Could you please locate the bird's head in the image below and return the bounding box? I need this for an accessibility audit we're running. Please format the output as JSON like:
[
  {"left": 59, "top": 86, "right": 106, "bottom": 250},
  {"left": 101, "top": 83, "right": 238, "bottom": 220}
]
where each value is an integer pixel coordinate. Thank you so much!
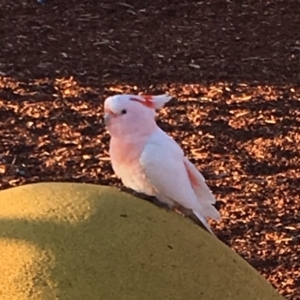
[{"left": 104, "top": 94, "right": 172, "bottom": 138}]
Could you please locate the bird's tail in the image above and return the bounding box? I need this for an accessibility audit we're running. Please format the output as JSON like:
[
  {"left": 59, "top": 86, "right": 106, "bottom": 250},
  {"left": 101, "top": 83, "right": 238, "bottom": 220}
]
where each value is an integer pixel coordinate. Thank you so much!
[
  {"left": 184, "top": 157, "right": 221, "bottom": 222},
  {"left": 193, "top": 211, "right": 214, "bottom": 235}
]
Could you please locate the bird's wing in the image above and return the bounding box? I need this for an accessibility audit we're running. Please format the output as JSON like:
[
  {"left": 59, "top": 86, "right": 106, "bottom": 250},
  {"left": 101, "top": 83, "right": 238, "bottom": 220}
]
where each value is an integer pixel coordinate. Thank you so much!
[
  {"left": 140, "top": 131, "right": 216, "bottom": 234},
  {"left": 140, "top": 130, "right": 204, "bottom": 211},
  {"left": 140, "top": 129, "right": 220, "bottom": 222},
  {"left": 140, "top": 132, "right": 195, "bottom": 209}
]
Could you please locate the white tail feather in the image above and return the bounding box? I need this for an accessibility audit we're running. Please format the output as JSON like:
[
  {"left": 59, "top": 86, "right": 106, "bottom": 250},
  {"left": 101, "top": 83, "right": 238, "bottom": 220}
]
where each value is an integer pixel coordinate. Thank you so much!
[
  {"left": 184, "top": 158, "right": 221, "bottom": 222},
  {"left": 193, "top": 211, "right": 214, "bottom": 235}
]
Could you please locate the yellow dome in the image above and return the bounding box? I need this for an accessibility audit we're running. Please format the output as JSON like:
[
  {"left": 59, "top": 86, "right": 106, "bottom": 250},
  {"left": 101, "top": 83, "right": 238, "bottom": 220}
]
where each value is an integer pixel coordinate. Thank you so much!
[{"left": 0, "top": 182, "right": 284, "bottom": 300}]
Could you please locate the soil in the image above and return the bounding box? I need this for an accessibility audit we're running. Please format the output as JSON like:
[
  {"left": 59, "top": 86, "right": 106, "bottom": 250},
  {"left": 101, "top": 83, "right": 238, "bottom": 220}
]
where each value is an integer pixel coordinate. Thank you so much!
[{"left": 0, "top": 0, "right": 299, "bottom": 299}]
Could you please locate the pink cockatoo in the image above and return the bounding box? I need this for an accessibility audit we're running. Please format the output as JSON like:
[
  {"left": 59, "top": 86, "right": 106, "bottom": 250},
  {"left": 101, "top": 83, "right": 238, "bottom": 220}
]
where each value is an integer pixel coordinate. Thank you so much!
[{"left": 104, "top": 94, "right": 221, "bottom": 233}]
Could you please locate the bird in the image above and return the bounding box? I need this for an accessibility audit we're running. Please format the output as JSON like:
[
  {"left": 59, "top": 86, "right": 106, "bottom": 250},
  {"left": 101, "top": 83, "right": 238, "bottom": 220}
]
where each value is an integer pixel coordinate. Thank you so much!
[{"left": 104, "top": 94, "right": 221, "bottom": 234}]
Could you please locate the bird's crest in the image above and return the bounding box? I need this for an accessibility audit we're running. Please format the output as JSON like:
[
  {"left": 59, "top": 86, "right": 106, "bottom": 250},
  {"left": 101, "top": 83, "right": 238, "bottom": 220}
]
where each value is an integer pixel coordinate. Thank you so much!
[{"left": 129, "top": 94, "right": 172, "bottom": 109}]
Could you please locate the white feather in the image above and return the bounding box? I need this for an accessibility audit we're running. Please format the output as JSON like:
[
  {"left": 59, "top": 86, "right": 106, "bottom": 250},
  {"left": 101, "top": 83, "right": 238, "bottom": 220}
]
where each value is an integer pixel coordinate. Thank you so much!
[{"left": 139, "top": 128, "right": 220, "bottom": 233}]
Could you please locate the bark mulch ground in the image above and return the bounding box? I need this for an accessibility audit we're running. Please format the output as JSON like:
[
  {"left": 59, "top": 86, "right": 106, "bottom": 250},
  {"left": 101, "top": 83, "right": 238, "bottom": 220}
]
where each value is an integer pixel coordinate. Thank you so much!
[{"left": 0, "top": 1, "right": 299, "bottom": 299}]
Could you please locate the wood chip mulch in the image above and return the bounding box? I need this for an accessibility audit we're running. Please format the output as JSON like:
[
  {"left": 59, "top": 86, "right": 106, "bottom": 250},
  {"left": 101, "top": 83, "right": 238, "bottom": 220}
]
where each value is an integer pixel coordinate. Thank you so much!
[{"left": 0, "top": 1, "right": 299, "bottom": 299}]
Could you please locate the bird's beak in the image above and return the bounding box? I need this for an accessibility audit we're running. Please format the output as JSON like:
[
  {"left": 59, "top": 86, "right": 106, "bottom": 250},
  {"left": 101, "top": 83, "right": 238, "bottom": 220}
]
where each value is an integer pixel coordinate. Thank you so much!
[{"left": 104, "top": 113, "right": 111, "bottom": 126}]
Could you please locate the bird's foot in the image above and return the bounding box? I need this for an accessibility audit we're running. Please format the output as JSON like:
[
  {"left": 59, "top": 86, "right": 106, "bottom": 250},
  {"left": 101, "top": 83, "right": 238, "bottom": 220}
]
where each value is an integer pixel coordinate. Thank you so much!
[{"left": 172, "top": 207, "right": 185, "bottom": 216}]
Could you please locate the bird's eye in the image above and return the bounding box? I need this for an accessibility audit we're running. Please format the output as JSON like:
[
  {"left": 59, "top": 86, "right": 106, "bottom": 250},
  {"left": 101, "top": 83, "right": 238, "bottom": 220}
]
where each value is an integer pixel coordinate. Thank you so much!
[{"left": 121, "top": 109, "right": 127, "bottom": 115}]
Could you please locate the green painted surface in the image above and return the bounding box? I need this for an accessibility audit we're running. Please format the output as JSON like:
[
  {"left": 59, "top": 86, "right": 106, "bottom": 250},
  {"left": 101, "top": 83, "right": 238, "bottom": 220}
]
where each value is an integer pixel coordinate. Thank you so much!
[{"left": 0, "top": 182, "right": 285, "bottom": 300}]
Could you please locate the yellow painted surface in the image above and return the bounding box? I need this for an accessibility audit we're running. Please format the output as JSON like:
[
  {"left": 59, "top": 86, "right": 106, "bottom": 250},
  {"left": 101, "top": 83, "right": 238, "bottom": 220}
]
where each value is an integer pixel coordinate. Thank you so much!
[{"left": 0, "top": 182, "right": 285, "bottom": 300}]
